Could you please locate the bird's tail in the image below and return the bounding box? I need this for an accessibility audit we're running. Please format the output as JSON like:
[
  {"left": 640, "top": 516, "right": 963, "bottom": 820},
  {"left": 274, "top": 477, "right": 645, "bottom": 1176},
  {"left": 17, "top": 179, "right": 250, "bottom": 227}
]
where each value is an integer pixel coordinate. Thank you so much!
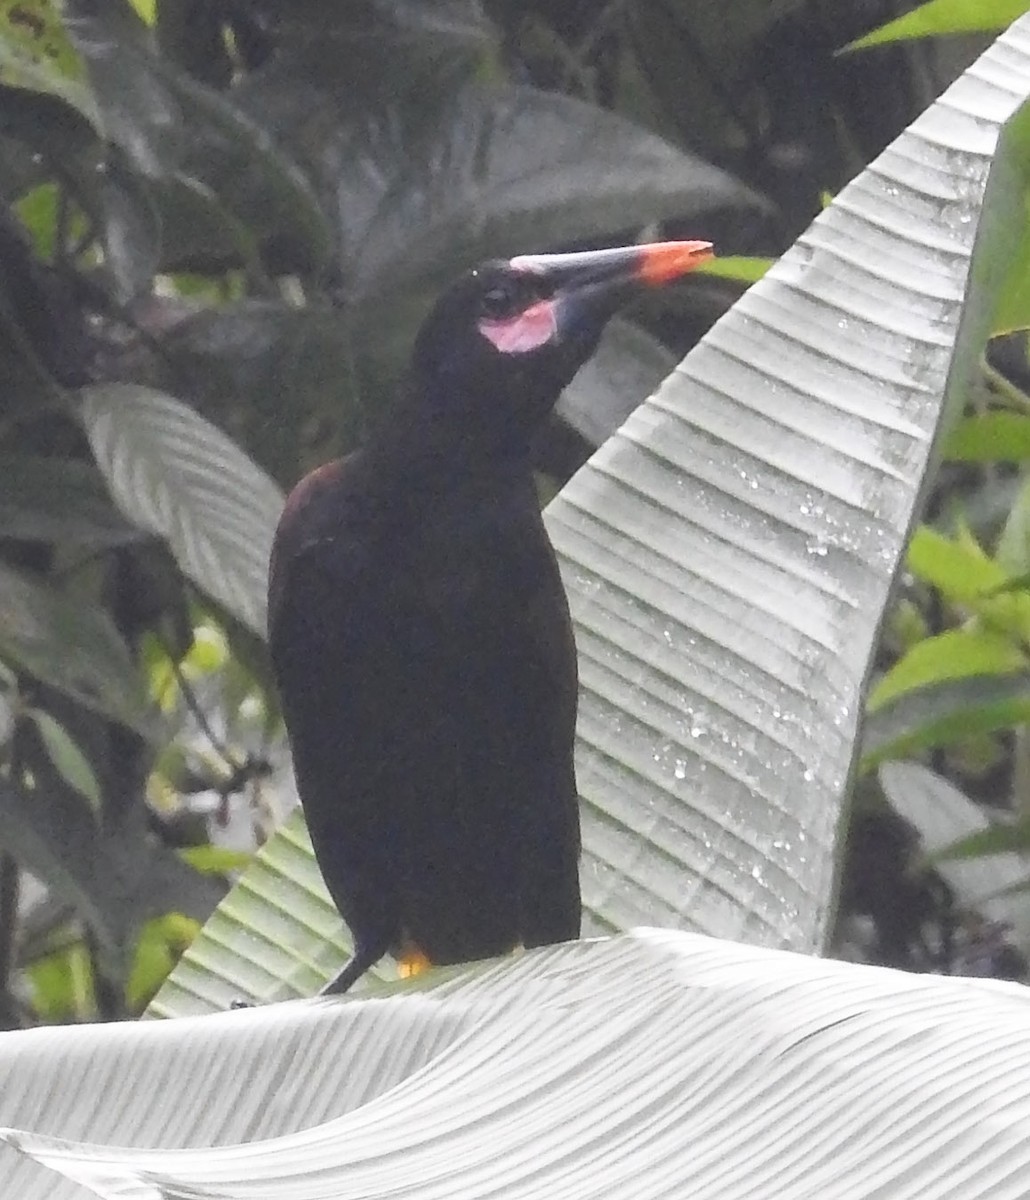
[
  {"left": 321, "top": 938, "right": 435, "bottom": 994},
  {"left": 320, "top": 941, "right": 387, "bottom": 995}
]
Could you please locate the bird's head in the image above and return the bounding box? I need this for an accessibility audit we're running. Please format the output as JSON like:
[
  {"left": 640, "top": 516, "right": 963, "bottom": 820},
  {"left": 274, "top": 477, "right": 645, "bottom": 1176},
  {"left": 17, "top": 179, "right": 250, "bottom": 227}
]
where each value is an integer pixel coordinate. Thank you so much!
[{"left": 407, "top": 240, "right": 713, "bottom": 463}]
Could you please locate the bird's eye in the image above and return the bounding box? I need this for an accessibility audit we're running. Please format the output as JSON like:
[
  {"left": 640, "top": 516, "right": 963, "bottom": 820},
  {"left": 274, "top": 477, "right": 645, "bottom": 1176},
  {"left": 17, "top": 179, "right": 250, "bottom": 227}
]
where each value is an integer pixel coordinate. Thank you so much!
[{"left": 480, "top": 281, "right": 518, "bottom": 320}]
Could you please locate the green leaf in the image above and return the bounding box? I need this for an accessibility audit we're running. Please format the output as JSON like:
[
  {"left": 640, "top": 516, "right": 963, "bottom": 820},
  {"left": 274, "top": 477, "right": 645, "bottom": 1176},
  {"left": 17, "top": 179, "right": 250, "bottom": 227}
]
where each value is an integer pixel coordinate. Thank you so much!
[
  {"left": 0, "top": 81, "right": 101, "bottom": 183},
  {"left": 902, "top": 525, "right": 1027, "bottom": 638},
  {"left": 0, "top": 770, "right": 222, "bottom": 972},
  {"left": 997, "top": 475, "right": 1030, "bottom": 576},
  {"left": 842, "top": 0, "right": 1030, "bottom": 51},
  {"left": 993, "top": 235, "right": 1030, "bottom": 334},
  {"left": 0, "top": 454, "right": 143, "bottom": 549},
  {"left": 159, "top": 302, "right": 363, "bottom": 482},
  {"left": 631, "top": 0, "right": 808, "bottom": 92},
  {"left": 861, "top": 672, "right": 1030, "bottom": 768},
  {"left": 697, "top": 255, "right": 773, "bottom": 283},
  {"left": 0, "top": 562, "right": 157, "bottom": 737},
  {"left": 906, "top": 526, "right": 1007, "bottom": 603},
  {"left": 0, "top": 87, "right": 151, "bottom": 299},
  {"left": 905, "top": 525, "right": 1030, "bottom": 637},
  {"left": 944, "top": 410, "right": 1030, "bottom": 459},
  {"left": 869, "top": 629, "right": 1028, "bottom": 709},
  {"left": 933, "top": 820, "right": 1030, "bottom": 860},
  {"left": 7, "top": 935, "right": 1030, "bottom": 1199},
  {"left": 986, "top": 571, "right": 1030, "bottom": 596},
  {"left": 225, "top": 56, "right": 768, "bottom": 427},
  {"left": 79, "top": 383, "right": 285, "bottom": 639},
  {"left": 24, "top": 708, "right": 102, "bottom": 813},
  {"left": 150, "top": 809, "right": 364, "bottom": 1011},
  {"left": 260, "top": 0, "right": 498, "bottom": 45},
  {"left": 236, "top": 67, "right": 765, "bottom": 307},
  {"left": 97, "top": 146, "right": 161, "bottom": 302},
  {"left": 13, "top": 182, "right": 60, "bottom": 257},
  {"left": 987, "top": 100, "right": 1030, "bottom": 334},
  {"left": 182, "top": 624, "right": 227, "bottom": 675},
  {"left": 126, "top": 913, "right": 199, "bottom": 1011},
  {"left": 24, "top": 941, "right": 93, "bottom": 1023},
  {"left": 62, "top": 0, "right": 333, "bottom": 275},
  {"left": 177, "top": 846, "right": 252, "bottom": 875},
  {"left": 0, "top": 226, "right": 67, "bottom": 416},
  {"left": 0, "top": 0, "right": 99, "bottom": 126}
]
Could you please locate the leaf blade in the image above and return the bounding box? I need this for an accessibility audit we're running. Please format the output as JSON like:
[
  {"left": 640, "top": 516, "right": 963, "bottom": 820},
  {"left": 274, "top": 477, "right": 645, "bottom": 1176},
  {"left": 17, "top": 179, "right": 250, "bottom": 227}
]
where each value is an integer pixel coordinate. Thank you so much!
[
  {"left": 24, "top": 708, "right": 102, "bottom": 813},
  {"left": 861, "top": 672, "right": 1030, "bottom": 767},
  {"left": 0, "top": 563, "right": 155, "bottom": 737},
  {"left": 79, "top": 383, "right": 284, "bottom": 638},
  {"left": 8, "top": 934, "right": 1030, "bottom": 1200}
]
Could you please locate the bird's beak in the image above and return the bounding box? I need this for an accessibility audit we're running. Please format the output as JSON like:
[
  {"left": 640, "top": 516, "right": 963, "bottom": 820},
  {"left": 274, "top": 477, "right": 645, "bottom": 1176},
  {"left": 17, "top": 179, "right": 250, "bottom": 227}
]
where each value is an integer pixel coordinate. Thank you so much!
[
  {"left": 508, "top": 240, "right": 713, "bottom": 340},
  {"left": 510, "top": 240, "right": 713, "bottom": 291}
]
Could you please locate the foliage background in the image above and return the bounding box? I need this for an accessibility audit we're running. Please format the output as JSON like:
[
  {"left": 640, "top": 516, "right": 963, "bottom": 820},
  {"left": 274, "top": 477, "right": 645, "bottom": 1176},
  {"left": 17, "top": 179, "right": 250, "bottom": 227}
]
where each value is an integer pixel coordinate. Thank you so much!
[{"left": 0, "top": 0, "right": 1026, "bottom": 1026}]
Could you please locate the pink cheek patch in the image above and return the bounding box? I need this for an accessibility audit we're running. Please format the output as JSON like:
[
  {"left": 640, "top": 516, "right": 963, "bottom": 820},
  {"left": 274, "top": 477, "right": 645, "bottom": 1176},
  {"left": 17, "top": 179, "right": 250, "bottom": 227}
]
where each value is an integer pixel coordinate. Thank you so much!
[{"left": 478, "top": 300, "right": 558, "bottom": 354}]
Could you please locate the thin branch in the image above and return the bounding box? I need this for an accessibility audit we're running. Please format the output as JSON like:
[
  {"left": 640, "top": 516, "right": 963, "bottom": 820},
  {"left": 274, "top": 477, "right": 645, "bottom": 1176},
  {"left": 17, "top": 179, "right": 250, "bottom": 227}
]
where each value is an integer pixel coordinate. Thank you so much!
[{"left": 161, "top": 636, "right": 242, "bottom": 774}]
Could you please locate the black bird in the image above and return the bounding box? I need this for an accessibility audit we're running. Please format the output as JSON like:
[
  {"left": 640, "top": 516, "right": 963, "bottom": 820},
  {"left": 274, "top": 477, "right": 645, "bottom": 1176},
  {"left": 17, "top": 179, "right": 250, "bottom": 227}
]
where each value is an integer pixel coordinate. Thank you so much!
[{"left": 269, "top": 240, "right": 714, "bottom": 993}]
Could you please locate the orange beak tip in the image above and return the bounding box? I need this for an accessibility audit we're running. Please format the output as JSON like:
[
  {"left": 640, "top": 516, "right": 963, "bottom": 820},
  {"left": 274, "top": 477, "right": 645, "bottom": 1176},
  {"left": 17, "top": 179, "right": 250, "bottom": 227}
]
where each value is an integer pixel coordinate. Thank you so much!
[{"left": 638, "top": 240, "right": 715, "bottom": 286}]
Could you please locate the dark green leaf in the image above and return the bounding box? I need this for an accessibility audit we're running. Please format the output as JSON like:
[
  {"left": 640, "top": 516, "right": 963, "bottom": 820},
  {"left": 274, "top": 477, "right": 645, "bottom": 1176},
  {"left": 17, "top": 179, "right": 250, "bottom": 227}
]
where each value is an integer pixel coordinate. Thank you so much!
[
  {"left": 24, "top": 707, "right": 102, "bottom": 812},
  {"left": 159, "top": 301, "right": 363, "bottom": 482},
  {"left": 152, "top": 173, "right": 264, "bottom": 274},
  {"left": 0, "top": 771, "right": 222, "bottom": 969},
  {"left": 0, "top": 227, "right": 67, "bottom": 415},
  {"left": 79, "top": 383, "right": 285, "bottom": 638},
  {"left": 932, "top": 820, "right": 1030, "bottom": 861},
  {"left": 237, "top": 66, "right": 763, "bottom": 303},
  {"left": 353, "top": 81, "right": 761, "bottom": 300},
  {"left": 231, "top": 67, "right": 764, "bottom": 415},
  {"left": 98, "top": 147, "right": 161, "bottom": 301},
  {"left": 0, "top": 562, "right": 157, "bottom": 736},
  {"left": 250, "top": 0, "right": 496, "bottom": 40},
  {"left": 0, "top": 82, "right": 101, "bottom": 187},
  {"left": 861, "top": 672, "right": 1030, "bottom": 768},
  {"left": 0, "top": 454, "right": 144, "bottom": 548},
  {"left": 62, "top": 0, "right": 332, "bottom": 274},
  {"left": 657, "top": 0, "right": 809, "bottom": 59},
  {"left": 0, "top": 87, "right": 157, "bottom": 302}
]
